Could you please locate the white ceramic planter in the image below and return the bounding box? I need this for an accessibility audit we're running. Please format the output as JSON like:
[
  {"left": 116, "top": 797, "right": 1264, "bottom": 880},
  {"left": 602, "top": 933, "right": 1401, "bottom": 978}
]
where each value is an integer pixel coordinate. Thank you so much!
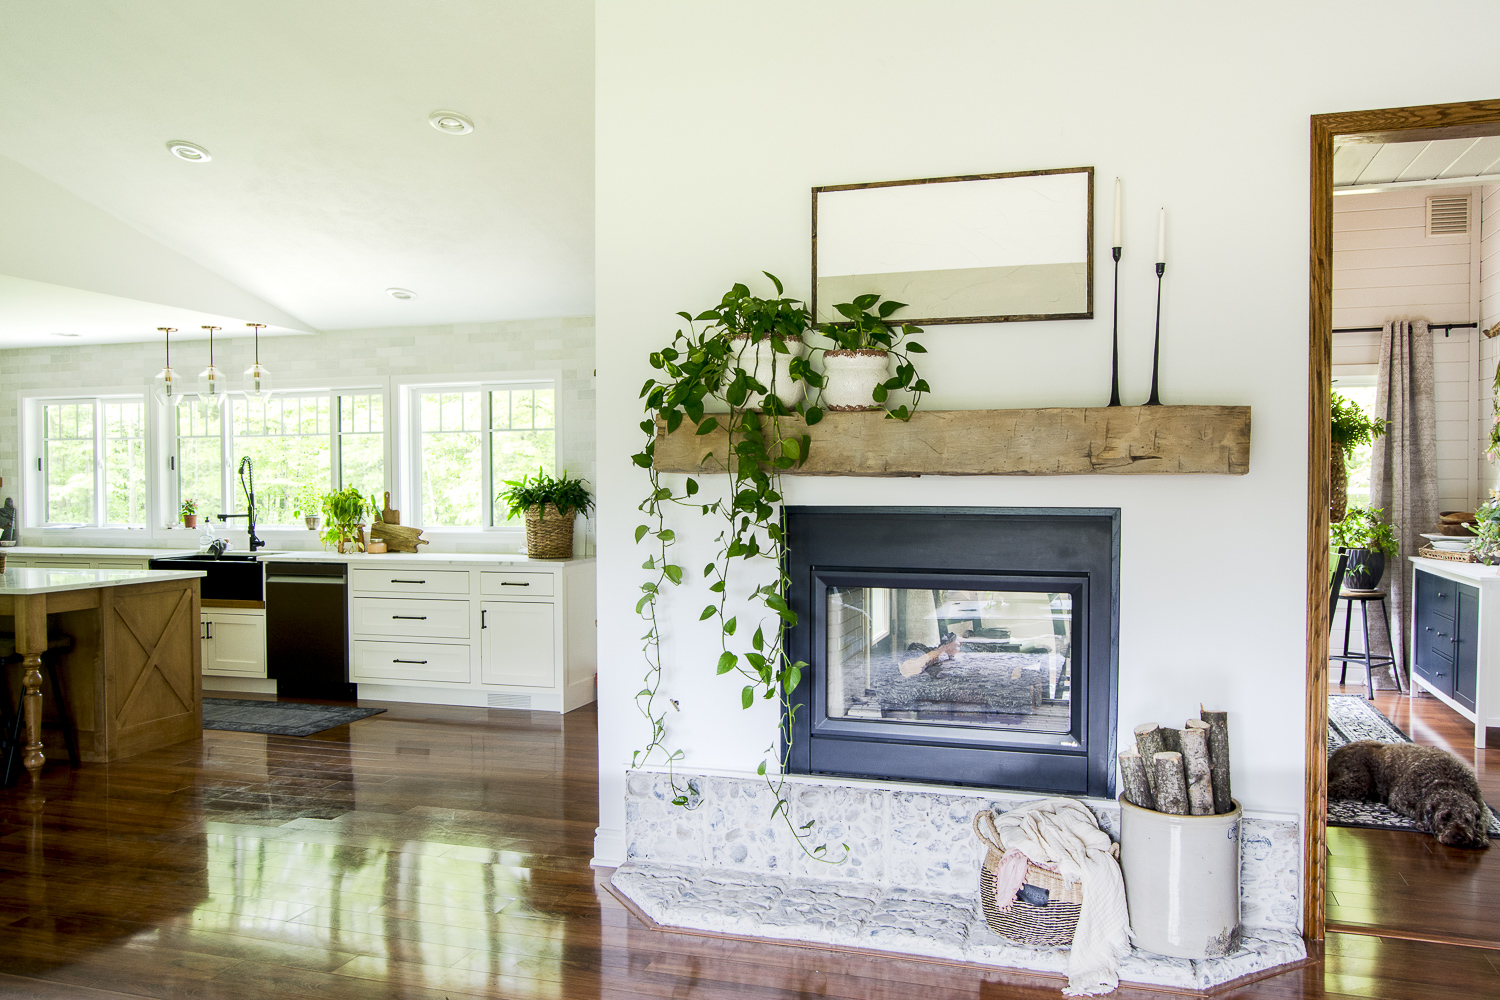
[
  {"left": 1119, "top": 797, "right": 1242, "bottom": 959},
  {"left": 731, "top": 336, "right": 805, "bottom": 408},
  {"left": 821, "top": 350, "right": 890, "bottom": 410}
]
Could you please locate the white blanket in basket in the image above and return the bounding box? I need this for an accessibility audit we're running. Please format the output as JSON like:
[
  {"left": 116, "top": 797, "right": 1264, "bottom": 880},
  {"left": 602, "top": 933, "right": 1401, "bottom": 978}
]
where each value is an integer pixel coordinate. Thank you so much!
[{"left": 992, "top": 798, "right": 1129, "bottom": 997}]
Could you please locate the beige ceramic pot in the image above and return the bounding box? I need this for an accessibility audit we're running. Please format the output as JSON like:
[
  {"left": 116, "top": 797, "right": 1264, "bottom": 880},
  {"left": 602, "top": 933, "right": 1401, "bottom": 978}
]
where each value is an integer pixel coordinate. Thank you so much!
[
  {"left": 821, "top": 350, "right": 890, "bottom": 410},
  {"left": 1119, "top": 796, "right": 1242, "bottom": 959}
]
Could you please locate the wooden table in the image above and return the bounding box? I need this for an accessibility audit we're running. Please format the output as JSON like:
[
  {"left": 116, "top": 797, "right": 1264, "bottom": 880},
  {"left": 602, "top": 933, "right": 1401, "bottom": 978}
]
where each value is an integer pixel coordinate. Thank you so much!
[{"left": 1, "top": 567, "right": 206, "bottom": 789}]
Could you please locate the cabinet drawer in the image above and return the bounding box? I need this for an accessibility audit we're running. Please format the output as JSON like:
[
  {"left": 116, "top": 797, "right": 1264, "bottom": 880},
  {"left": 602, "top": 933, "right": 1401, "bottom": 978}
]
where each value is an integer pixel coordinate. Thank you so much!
[
  {"left": 351, "top": 597, "right": 470, "bottom": 639},
  {"left": 480, "top": 571, "right": 554, "bottom": 597},
  {"left": 351, "top": 568, "right": 471, "bottom": 596},
  {"left": 1418, "top": 570, "right": 1456, "bottom": 622},
  {"left": 352, "top": 640, "right": 471, "bottom": 684}
]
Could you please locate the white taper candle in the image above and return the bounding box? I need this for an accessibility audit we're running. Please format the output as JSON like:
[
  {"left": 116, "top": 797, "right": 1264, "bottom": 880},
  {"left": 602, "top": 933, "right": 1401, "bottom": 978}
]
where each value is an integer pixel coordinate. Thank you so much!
[{"left": 1156, "top": 207, "right": 1166, "bottom": 263}]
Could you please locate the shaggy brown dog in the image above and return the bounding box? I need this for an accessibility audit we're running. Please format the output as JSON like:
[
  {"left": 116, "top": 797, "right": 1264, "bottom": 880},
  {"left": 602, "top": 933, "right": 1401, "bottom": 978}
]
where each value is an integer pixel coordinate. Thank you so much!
[{"left": 1328, "top": 740, "right": 1491, "bottom": 848}]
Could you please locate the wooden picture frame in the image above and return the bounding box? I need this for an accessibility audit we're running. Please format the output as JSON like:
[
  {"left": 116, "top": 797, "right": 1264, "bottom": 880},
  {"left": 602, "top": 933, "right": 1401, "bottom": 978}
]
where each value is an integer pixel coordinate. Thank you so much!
[{"left": 812, "top": 166, "right": 1094, "bottom": 326}]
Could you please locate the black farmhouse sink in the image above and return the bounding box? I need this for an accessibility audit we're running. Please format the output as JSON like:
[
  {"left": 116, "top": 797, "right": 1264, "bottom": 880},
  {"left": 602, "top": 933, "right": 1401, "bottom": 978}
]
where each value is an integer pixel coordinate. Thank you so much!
[{"left": 148, "top": 554, "right": 264, "bottom": 602}]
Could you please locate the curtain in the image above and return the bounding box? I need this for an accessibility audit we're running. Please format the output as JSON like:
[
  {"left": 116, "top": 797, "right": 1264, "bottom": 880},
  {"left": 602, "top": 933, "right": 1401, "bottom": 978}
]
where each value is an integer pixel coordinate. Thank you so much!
[{"left": 1368, "top": 319, "right": 1438, "bottom": 690}]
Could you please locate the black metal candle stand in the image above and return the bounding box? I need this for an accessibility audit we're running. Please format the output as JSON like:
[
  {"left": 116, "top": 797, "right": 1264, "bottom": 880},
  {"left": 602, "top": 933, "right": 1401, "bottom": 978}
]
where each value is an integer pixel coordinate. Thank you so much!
[
  {"left": 1145, "top": 261, "right": 1165, "bottom": 406},
  {"left": 1108, "top": 246, "right": 1122, "bottom": 407}
]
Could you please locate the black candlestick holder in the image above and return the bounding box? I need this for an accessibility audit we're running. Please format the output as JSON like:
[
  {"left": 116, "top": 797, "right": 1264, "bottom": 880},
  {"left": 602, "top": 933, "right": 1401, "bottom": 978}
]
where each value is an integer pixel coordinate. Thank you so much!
[
  {"left": 1145, "top": 261, "right": 1165, "bottom": 406},
  {"left": 1108, "top": 246, "right": 1122, "bottom": 407}
]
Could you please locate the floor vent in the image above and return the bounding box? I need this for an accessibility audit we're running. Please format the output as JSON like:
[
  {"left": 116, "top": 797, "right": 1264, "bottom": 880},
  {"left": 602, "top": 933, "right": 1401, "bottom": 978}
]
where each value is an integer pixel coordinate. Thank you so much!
[
  {"left": 1428, "top": 195, "right": 1470, "bottom": 235},
  {"left": 487, "top": 693, "right": 532, "bottom": 709}
]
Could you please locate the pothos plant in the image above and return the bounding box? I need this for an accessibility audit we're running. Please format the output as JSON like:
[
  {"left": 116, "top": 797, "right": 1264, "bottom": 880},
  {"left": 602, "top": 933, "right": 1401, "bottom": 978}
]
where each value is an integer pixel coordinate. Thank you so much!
[
  {"left": 816, "top": 293, "right": 929, "bottom": 419},
  {"left": 629, "top": 274, "right": 926, "bottom": 860}
]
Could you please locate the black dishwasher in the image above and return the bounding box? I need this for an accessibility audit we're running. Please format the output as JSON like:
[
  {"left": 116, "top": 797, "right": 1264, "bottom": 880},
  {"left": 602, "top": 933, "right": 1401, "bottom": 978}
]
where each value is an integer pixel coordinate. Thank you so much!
[{"left": 265, "top": 561, "right": 355, "bottom": 700}]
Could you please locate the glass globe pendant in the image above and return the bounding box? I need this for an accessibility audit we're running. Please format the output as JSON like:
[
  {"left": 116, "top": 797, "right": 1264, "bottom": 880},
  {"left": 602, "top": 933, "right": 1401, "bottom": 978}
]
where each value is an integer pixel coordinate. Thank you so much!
[
  {"left": 196, "top": 325, "right": 226, "bottom": 416},
  {"left": 150, "top": 326, "right": 186, "bottom": 407},
  {"left": 243, "top": 322, "right": 272, "bottom": 399}
]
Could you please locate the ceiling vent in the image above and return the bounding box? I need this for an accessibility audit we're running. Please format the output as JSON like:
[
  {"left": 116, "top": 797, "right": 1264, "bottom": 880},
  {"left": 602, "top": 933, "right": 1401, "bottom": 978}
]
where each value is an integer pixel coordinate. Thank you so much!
[{"left": 1428, "top": 195, "right": 1470, "bottom": 236}]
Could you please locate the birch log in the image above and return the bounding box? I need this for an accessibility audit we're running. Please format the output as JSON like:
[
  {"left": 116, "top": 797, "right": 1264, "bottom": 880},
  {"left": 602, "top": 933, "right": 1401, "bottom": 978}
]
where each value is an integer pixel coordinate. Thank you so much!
[
  {"left": 1179, "top": 726, "right": 1215, "bottom": 815},
  {"left": 1160, "top": 727, "right": 1183, "bottom": 754},
  {"left": 1134, "top": 724, "right": 1167, "bottom": 798},
  {"left": 1118, "top": 748, "right": 1155, "bottom": 810},
  {"left": 1200, "top": 707, "right": 1233, "bottom": 814},
  {"left": 1152, "top": 751, "right": 1190, "bottom": 815}
]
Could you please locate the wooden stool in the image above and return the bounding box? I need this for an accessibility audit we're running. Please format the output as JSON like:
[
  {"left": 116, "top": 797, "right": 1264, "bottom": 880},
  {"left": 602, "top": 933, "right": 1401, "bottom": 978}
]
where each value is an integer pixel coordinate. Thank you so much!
[
  {"left": 1330, "top": 589, "right": 1401, "bottom": 699},
  {"left": 0, "top": 632, "right": 79, "bottom": 787}
]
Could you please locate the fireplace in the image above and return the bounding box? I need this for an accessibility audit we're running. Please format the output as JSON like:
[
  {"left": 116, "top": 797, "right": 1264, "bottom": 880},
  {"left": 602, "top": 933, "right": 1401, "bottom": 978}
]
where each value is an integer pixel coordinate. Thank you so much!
[{"left": 784, "top": 506, "right": 1119, "bottom": 797}]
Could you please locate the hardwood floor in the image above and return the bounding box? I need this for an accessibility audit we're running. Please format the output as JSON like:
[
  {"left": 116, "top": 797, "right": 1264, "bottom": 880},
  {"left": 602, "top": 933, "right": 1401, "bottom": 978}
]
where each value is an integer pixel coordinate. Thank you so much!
[
  {"left": 1327, "top": 676, "right": 1500, "bottom": 950},
  {"left": 0, "top": 697, "right": 1496, "bottom": 998}
]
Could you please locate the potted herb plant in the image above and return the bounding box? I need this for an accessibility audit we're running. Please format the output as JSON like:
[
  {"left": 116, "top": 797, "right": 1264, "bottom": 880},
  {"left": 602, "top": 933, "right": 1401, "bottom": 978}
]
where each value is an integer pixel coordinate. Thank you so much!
[
  {"left": 1330, "top": 504, "right": 1398, "bottom": 589},
  {"left": 180, "top": 498, "right": 198, "bottom": 529},
  {"left": 499, "top": 468, "right": 594, "bottom": 559},
  {"left": 1330, "top": 392, "right": 1387, "bottom": 523},
  {"left": 292, "top": 485, "right": 323, "bottom": 531},
  {"left": 814, "top": 293, "right": 929, "bottom": 417},
  {"left": 320, "top": 486, "right": 369, "bottom": 553}
]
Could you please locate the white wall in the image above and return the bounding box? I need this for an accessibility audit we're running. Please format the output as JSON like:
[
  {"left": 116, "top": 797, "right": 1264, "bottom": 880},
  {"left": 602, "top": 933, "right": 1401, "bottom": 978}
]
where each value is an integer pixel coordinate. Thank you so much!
[
  {"left": 0, "top": 317, "right": 596, "bottom": 546},
  {"left": 592, "top": 1, "right": 1500, "bottom": 866},
  {"left": 1481, "top": 185, "right": 1500, "bottom": 498}
]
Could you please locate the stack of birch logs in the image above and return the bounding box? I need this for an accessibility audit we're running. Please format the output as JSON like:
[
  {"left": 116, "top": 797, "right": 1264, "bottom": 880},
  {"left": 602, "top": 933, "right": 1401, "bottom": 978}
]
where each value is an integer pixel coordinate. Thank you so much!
[{"left": 1118, "top": 708, "right": 1233, "bottom": 815}]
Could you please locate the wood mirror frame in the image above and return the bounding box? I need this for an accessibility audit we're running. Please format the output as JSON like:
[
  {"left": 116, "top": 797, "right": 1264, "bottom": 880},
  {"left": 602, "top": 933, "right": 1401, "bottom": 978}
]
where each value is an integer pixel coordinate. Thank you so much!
[{"left": 1306, "top": 98, "right": 1500, "bottom": 940}]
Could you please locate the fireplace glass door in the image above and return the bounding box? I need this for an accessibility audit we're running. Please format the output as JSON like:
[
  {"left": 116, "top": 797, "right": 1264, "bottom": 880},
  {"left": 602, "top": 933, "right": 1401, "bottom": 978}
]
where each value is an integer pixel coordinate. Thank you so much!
[{"left": 825, "top": 586, "right": 1073, "bottom": 734}]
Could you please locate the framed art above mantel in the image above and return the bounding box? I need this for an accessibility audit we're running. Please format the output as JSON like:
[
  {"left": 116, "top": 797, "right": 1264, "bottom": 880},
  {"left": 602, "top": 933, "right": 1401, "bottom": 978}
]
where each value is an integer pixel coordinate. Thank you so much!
[{"left": 812, "top": 166, "right": 1093, "bottom": 326}]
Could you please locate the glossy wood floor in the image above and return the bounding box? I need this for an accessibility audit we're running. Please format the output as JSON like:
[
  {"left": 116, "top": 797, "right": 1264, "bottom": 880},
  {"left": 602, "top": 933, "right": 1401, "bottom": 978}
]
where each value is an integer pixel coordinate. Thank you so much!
[
  {"left": 1327, "top": 675, "right": 1500, "bottom": 952},
  {"left": 1, "top": 699, "right": 1497, "bottom": 998}
]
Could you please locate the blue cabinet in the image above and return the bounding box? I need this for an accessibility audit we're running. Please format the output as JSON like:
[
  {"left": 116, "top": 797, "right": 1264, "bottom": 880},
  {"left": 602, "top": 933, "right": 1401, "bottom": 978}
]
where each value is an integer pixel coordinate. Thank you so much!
[{"left": 1413, "top": 567, "right": 1477, "bottom": 710}]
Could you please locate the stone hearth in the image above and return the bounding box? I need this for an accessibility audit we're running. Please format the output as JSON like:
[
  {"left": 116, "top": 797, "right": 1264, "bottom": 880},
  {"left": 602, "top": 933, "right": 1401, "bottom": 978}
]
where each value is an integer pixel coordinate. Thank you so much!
[{"left": 612, "top": 770, "right": 1306, "bottom": 992}]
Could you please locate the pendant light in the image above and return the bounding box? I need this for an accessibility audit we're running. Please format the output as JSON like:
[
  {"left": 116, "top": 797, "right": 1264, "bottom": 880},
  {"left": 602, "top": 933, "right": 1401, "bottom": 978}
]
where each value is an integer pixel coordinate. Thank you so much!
[
  {"left": 243, "top": 322, "right": 272, "bottom": 399},
  {"left": 150, "top": 327, "right": 186, "bottom": 406},
  {"left": 196, "top": 325, "right": 226, "bottom": 415}
]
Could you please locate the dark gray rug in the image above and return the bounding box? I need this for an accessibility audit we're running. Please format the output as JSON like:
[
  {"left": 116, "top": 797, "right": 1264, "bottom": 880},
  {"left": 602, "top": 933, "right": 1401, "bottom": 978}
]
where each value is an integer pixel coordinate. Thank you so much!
[
  {"left": 1326, "top": 695, "right": 1500, "bottom": 836},
  {"left": 203, "top": 698, "right": 385, "bottom": 737}
]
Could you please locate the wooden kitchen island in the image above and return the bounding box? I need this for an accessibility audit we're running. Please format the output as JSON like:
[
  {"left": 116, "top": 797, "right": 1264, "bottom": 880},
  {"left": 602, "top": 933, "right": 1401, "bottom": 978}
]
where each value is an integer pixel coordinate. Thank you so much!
[{"left": 1, "top": 567, "right": 206, "bottom": 786}]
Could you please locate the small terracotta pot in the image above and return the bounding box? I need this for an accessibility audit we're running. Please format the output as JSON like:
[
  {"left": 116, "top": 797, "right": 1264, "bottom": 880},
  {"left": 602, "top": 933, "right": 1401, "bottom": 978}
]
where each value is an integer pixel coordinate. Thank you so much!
[{"left": 183, "top": 515, "right": 198, "bottom": 529}]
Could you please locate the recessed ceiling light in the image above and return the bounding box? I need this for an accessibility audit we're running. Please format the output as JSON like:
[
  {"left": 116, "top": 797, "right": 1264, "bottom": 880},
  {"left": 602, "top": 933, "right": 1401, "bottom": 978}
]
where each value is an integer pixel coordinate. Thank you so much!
[
  {"left": 50, "top": 332, "right": 81, "bottom": 338},
  {"left": 166, "top": 140, "right": 212, "bottom": 162},
  {"left": 386, "top": 287, "right": 417, "bottom": 300},
  {"left": 427, "top": 111, "right": 474, "bottom": 135}
]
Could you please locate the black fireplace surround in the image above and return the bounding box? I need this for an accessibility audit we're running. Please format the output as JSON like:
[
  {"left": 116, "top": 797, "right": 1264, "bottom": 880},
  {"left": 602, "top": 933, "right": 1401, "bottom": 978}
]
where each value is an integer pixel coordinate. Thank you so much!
[{"left": 783, "top": 506, "right": 1120, "bottom": 798}]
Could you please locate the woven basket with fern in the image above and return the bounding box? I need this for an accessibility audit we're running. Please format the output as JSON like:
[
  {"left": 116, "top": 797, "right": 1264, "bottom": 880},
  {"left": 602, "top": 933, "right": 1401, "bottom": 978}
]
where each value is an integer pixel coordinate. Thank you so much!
[{"left": 499, "top": 469, "right": 593, "bottom": 560}]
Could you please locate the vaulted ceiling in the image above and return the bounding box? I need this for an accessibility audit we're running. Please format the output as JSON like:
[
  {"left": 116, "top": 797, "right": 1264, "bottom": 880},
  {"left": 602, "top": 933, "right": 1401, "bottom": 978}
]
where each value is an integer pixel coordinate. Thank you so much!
[
  {"left": 1334, "top": 134, "right": 1500, "bottom": 190},
  {"left": 0, "top": 2, "right": 593, "bottom": 346}
]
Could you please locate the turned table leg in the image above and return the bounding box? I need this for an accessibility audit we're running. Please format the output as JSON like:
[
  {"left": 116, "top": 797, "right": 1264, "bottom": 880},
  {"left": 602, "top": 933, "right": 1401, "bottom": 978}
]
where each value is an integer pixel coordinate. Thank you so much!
[{"left": 12, "top": 594, "right": 48, "bottom": 791}]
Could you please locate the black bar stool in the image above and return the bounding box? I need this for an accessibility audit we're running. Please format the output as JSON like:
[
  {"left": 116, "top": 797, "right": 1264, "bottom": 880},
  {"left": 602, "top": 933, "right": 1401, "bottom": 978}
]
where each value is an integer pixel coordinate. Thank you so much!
[
  {"left": 1330, "top": 587, "right": 1401, "bottom": 699},
  {"left": 0, "top": 632, "right": 79, "bottom": 787}
]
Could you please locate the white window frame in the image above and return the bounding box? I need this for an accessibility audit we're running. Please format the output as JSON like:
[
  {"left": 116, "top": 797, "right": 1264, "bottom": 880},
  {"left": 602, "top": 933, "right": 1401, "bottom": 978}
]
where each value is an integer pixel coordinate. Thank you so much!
[
  {"left": 21, "top": 390, "right": 154, "bottom": 533},
  {"left": 399, "top": 374, "right": 560, "bottom": 532}
]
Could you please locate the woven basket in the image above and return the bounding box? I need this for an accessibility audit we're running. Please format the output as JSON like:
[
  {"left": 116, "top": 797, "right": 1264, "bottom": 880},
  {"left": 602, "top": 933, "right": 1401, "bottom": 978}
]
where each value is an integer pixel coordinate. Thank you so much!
[
  {"left": 524, "top": 505, "right": 577, "bottom": 559},
  {"left": 1419, "top": 545, "right": 1477, "bottom": 563},
  {"left": 973, "top": 811, "right": 1085, "bottom": 947}
]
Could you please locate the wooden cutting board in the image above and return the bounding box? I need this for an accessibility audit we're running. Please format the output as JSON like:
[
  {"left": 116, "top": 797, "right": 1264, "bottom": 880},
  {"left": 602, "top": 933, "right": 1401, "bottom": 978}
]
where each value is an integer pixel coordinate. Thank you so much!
[{"left": 382, "top": 491, "right": 400, "bottom": 526}]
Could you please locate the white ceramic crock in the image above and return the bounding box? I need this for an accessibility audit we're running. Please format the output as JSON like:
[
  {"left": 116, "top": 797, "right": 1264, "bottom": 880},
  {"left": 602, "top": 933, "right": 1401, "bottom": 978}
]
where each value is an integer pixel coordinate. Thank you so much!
[
  {"left": 1119, "top": 797, "right": 1242, "bottom": 959},
  {"left": 820, "top": 350, "right": 890, "bottom": 410},
  {"left": 731, "top": 336, "right": 805, "bottom": 407}
]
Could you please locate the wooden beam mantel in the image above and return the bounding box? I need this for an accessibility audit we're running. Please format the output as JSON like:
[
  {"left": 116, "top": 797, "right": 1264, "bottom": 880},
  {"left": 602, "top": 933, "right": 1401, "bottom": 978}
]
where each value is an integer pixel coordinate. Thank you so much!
[{"left": 653, "top": 405, "right": 1250, "bottom": 477}]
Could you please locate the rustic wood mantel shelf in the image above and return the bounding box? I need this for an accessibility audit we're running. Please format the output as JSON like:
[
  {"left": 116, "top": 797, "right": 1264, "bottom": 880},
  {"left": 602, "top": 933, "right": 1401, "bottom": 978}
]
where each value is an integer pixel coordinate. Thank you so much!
[{"left": 653, "top": 405, "right": 1250, "bottom": 477}]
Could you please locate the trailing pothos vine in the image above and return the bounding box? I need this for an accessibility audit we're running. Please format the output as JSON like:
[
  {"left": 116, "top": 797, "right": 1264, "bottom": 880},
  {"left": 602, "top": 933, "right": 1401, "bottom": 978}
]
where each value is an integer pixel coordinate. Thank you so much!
[{"left": 630, "top": 272, "right": 925, "bottom": 860}]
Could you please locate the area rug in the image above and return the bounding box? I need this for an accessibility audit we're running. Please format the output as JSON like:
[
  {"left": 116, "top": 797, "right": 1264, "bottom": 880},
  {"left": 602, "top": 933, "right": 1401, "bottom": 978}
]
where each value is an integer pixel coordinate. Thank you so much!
[
  {"left": 1326, "top": 695, "right": 1500, "bottom": 836},
  {"left": 202, "top": 698, "right": 385, "bottom": 737}
]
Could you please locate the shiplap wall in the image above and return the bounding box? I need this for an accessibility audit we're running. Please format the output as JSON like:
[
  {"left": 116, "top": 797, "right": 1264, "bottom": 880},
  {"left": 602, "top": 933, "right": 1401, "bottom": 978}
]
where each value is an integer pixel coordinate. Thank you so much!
[
  {"left": 1332, "top": 186, "right": 1482, "bottom": 513},
  {"left": 1480, "top": 185, "right": 1500, "bottom": 500}
]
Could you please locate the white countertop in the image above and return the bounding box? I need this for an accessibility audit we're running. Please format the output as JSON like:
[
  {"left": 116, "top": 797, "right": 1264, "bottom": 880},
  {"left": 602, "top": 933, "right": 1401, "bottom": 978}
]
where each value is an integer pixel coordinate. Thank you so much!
[
  {"left": 2, "top": 546, "right": 200, "bottom": 558},
  {"left": 258, "top": 550, "right": 590, "bottom": 567},
  {"left": 1410, "top": 555, "right": 1500, "bottom": 583},
  {"left": 0, "top": 567, "right": 206, "bottom": 596}
]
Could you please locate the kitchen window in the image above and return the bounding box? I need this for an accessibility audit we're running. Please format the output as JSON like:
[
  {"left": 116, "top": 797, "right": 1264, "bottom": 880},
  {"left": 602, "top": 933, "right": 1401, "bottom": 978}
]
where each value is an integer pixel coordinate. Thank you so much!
[
  {"left": 410, "top": 381, "right": 556, "bottom": 528},
  {"left": 31, "top": 396, "right": 147, "bottom": 527},
  {"left": 176, "top": 389, "right": 386, "bottom": 525}
]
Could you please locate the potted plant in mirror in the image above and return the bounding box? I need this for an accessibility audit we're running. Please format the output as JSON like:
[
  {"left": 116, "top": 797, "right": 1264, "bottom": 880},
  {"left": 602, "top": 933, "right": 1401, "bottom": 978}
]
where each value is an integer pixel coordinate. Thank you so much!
[
  {"left": 814, "top": 293, "right": 928, "bottom": 417},
  {"left": 292, "top": 485, "right": 323, "bottom": 531},
  {"left": 180, "top": 498, "right": 198, "bottom": 529},
  {"left": 500, "top": 468, "right": 593, "bottom": 559},
  {"left": 1330, "top": 504, "right": 1398, "bottom": 590},
  {"left": 320, "top": 486, "right": 369, "bottom": 553},
  {"left": 1330, "top": 392, "right": 1387, "bottom": 523}
]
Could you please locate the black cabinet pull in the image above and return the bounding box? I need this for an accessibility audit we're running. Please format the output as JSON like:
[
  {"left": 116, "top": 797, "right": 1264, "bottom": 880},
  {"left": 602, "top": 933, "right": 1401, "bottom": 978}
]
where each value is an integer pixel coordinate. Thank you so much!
[
  {"left": 501, "top": 581, "right": 530, "bottom": 587},
  {"left": 481, "top": 609, "right": 487, "bottom": 629},
  {"left": 391, "top": 579, "right": 426, "bottom": 584},
  {"left": 392, "top": 658, "right": 428, "bottom": 665},
  {"left": 392, "top": 615, "right": 428, "bottom": 620}
]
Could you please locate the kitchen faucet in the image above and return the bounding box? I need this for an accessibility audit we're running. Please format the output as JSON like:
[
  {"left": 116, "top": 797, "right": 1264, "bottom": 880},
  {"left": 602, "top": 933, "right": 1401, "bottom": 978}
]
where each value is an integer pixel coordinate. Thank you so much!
[{"left": 216, "top": 456, "right": 265, "bottom": 550}]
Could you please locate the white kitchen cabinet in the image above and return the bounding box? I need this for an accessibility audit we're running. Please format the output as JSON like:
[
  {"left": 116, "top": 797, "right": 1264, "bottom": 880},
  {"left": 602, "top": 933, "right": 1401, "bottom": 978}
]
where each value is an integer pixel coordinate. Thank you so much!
[
  {"left": 351, "top": 597, "right": 470, "bottom": 639},
  {"left": 202, "top": 609, "right": 267, "bottom": 677},
  {"left": 480, "top": 601, "right": 555, "bottom": 687},
  {"left": 352, "top": 639, "right": 470, "bottom": 684}
]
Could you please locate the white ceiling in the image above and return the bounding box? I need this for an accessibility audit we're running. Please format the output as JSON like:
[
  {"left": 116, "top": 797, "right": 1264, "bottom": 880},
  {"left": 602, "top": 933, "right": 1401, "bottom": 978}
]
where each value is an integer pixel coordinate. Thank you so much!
[
  {"left": 1334, "top": 134, "right": 1500, "bottom": 189},
  {"left": 0, "top": 2, "right": 593, "bottom": 341}
]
